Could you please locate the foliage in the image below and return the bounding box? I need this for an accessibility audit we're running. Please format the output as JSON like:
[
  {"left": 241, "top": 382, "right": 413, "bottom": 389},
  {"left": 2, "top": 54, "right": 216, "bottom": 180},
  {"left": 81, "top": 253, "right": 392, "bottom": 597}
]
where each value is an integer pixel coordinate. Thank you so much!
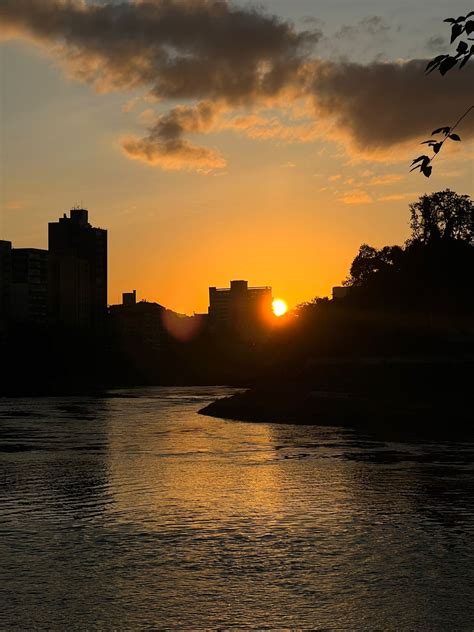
[
  {"left": 426, "top": 12, "right": 474, "bottom": 75},
  {"left": 294, "top": 297, "right": 328, "bottom": 314},
  {"left": 411, "top": 13, "right": 474, "bottom": 177},
  {"left": 343, "top": 191, "right": 474, "bottom": 297},
  {"left": 409, "top": 189, "right": 474, "bottom": 244},
  {"left": 345, "top": 244, "right": 404, "bottom": 286}
]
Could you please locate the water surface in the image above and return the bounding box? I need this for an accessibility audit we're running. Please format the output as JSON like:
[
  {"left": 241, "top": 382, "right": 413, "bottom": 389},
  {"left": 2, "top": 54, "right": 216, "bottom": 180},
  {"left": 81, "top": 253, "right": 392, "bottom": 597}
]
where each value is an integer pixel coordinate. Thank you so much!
[{"left": 1, "top": 387, "right": 473, "bottom": 630}]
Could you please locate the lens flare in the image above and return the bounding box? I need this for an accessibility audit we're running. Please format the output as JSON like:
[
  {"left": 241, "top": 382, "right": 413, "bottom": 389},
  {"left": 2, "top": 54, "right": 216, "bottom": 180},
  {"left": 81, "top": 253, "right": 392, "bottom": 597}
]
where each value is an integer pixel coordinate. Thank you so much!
[{"left": 272, "top": 298, "right": 287, "bottom": 317}]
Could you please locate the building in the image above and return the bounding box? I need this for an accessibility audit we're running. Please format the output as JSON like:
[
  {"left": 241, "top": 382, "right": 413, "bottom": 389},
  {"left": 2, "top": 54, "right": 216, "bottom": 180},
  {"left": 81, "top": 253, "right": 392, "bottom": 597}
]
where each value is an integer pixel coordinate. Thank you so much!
[
  {"left": 122, "top": 290, "right": 137, "bottom": 306},
  {"left": 208, "top": 280, "right": 272, "bottom": 332},
  {"left": 10, "top": 248, "right": 49, "bottom": 325},
  {"left": 0, "top": 241, "right": 12, "bottom": 315},
  {"left": 109, "top": 298, "right": 166, "bottom": 352},
  {"left": 0, "top": 241, "right": 49, "bottom": 327},
  {"left": 49, "top": 208, "right": 107, "bottom": 329},
  {"left": 0, "top": 241, "right": 12, "bottom": 335}
]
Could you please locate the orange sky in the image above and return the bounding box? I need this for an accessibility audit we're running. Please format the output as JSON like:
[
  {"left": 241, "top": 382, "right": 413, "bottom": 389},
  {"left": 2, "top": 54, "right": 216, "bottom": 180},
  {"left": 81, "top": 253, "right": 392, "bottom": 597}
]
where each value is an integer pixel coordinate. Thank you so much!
[{"left": 1, "top": 1, "right": 473, "bottom": 314}]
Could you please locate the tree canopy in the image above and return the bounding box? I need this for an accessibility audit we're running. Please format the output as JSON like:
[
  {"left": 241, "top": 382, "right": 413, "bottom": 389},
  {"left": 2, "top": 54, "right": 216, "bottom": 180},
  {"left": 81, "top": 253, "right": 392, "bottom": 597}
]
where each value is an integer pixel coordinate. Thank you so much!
[
  {"left": 409, "top": 189, "right": 474, "bottom": 245},
  {"left": 345, "top": 244, "right": 403, "bottom": 287}
]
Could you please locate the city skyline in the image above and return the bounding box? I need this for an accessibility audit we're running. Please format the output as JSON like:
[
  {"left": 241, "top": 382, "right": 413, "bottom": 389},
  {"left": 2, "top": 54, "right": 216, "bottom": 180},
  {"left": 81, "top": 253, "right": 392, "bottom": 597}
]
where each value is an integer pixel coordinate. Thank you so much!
[
  {"left": 2, "top": 206, "right": 289, "bottom": 326},
  {"left": 1, "top": 0, "right": 473, "bottom": 314}
]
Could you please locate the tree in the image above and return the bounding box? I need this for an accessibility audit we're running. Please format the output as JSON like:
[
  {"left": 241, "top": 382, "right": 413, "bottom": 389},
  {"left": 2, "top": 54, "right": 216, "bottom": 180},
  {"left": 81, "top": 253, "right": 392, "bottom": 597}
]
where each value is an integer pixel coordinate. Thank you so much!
[
  {"left": 409, "top": 189, "right": 474, "bottom": 244},
  {"left": 345, "top": 244, "right": 404, "bottom": 286}
]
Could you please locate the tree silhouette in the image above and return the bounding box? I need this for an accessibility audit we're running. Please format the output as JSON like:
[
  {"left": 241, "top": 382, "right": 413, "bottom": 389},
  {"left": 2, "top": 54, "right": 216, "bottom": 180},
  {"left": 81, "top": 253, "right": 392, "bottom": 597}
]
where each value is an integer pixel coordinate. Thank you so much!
[
  {"left": 345, "top": 244, "right": 403, "bottom": 286},
  {"left": 409, "top": 189, "right": 474, "bottom": 244},
  {"left": 344, "top": 190, "right": 474, "bottom": 290}
]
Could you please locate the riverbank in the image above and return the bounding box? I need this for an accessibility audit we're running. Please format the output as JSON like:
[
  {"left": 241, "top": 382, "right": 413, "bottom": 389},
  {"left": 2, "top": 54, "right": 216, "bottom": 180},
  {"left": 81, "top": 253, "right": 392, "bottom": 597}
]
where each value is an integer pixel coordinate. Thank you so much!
[
  {"left": 199, "top": 387, "right": 472, "bottom": 434},
  {"left": 199, "top": 357, "right": 474, "bottom": 433}
]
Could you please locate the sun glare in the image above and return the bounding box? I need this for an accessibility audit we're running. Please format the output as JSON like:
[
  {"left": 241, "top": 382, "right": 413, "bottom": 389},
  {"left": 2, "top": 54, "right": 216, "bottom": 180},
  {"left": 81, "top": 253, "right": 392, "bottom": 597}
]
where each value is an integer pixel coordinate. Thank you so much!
[{"left": 272, "top": 298, "right": 288, "bottom": 317}]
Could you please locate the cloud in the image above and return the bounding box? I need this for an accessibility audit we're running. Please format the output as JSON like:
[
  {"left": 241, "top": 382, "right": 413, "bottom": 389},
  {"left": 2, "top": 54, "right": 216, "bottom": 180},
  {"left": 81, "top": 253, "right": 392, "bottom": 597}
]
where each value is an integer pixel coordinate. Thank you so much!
[
  {"left": 0, "top": 0, "right": 321, "bottom": 170},
  {"left": 339, "top": 189, "right": 373, "bottom": 204},
  {"left": 426, "top": 35, "right": 447, "bottom": 53},
  {"left": 3, "top": 200, "right": 25, "bottom": 211},
  {"left": 325, "top": 15, "right": 394, "bottom": 63},
  {"left": 122, "top": 96, "right": 140, "bottom": 113},
  {"left": 122, "top": 100, "right": 226, "bottom": 170},
  {"left": 378, "top": 193, "right": 409, "bottom": 201},
  {"left": 437, "top": 168, "right": 466, "bottom": 178},
  {"left": 334, "top": 16, "right": 390, "bottom": 41},
  {"left": 310, "top": 59, "right": 474, "bottom": 155},
  {"left": 368, "top": 174, "right": 404, "bottom": 186},
  {"left": 221, "top": 112, "right": 320, "bottom": 143},
  {"left": 0, "top": 0, "right": 318, "bottom": 102},
  {"left": 1, "top": 1, "right": 473, "bottom": 170}
]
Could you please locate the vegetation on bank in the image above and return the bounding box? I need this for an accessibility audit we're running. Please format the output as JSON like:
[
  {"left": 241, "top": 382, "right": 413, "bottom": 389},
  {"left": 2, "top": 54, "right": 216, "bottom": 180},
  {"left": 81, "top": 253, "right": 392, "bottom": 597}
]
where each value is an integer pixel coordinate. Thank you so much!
[{"left": 200, "top": 190, "right": 474, "bottom": 427}]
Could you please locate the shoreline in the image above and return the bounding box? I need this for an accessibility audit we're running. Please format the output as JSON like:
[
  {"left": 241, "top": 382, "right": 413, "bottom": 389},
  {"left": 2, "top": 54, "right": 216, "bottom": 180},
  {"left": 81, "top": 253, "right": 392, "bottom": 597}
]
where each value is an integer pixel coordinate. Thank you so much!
[{"left": 198, "top": 386, "right": 473, "bottom": 435}]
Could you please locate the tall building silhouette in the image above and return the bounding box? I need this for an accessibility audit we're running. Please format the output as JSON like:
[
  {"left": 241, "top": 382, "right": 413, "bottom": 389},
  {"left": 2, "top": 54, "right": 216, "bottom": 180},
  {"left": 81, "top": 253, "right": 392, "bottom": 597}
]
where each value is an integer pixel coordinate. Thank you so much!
[
  {"left": 0, "top": 241, "right": 12, "bottom": 336},
  {"left": 208, "top": 280, "right": 272, "bottom": 334},
  {"left": 0, "top": 241, "right": 49, "bottom": 327},
  {"left": 11, "top": 248, "right": 49, "bottom": 325},
  {"left": 49, "top": 208, "right": 107, "bottom": 329}
]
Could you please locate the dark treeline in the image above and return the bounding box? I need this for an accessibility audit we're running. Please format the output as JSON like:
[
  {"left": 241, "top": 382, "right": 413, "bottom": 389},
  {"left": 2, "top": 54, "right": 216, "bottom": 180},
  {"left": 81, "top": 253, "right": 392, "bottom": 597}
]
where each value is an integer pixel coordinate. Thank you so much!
[
  {"left": 200, "top": 190, "right": 474, "bottom": 430},
  {"left": 259, "top": 190, "right": 474, "bottom": 399},
  {"left": 1, "top": 189, "right": 473, "bottom": 399}
]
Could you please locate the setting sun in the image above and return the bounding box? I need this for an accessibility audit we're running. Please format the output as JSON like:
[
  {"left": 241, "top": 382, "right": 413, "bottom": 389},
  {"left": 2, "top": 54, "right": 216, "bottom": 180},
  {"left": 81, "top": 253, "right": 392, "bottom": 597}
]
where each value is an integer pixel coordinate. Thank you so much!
[{"left": 272, "top": 298, "right": 288, "bottom": 317}]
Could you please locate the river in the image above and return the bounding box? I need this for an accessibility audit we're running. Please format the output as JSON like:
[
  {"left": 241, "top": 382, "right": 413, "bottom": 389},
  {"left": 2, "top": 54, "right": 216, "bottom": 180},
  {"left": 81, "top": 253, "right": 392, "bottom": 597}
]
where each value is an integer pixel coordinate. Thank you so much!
[{"left": 1, "top": 387, "right": 473, "bottom": 630}]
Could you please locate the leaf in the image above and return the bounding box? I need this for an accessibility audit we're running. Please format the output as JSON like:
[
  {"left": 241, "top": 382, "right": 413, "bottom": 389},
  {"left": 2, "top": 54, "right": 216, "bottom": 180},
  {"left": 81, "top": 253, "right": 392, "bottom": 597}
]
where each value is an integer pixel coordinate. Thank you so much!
[
  {"left": 449, "top": 133, "right": 461, "bottom": 141},
  {"left": 410, "top": 155, "right": 430, "bottom": 166},
  {"left": 465, "top": 20, "right": 474, "bottom": 34},
  {"left": 451, "top": 23, "right": 464, "bottom": 43},
  {"left": 421, "top": 140, "right": 436, "bottom": 145},
  {"left": 439, "top": 56, "right": 458, "bottom": 74},
  {"left": 425, "top": 55, "right": 447, "bottom": 73},
  {"left": 466, "top": 11, "right": 474, "bottom": 18},
  {"left": 431, "top": 126, "right": 451, "bottom": 135},
  {"left": 421, "top": 165, "right": 432, "bottom": 178},
  {"left": 443, "top": 18, "right": 456, "bottom": 23},
  {"left": 455, "top": 16, "right": 466, "bottom": 22},
  {"left": 457, "top": 40, "right": 469, "bottom": 54},
  {"left": 433, "top": 143, "right": 442, "bottom": 153}
]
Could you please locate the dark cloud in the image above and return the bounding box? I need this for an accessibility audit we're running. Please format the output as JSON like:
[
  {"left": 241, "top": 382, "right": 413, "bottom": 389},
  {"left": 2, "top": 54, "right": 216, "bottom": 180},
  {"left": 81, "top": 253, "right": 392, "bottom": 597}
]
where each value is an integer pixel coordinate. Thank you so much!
[
  {"left": 311, "top": 59, "right": 474, "bottom": 152},
  {"left": 334, "top": 16, "right": 391, "bottom": 40},
  {"left": 0, "top": 0, "right": 319, "bottom": 102},
  {"left": 0, "top": 1, "right": 472, "bottom": 170}
]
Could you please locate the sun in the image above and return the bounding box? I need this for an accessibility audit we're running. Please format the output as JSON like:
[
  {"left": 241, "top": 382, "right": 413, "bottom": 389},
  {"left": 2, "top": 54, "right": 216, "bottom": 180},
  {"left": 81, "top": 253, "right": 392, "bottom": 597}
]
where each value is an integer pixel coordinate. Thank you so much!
[{"left": 272, "top": 298, "right": 288, "bottom": 317}]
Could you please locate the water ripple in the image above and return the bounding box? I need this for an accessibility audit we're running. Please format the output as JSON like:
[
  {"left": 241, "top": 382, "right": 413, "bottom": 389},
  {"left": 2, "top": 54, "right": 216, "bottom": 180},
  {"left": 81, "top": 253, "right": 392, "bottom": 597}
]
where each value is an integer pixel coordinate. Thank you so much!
[{"left": 1, "top": 386, "right": 473, "bottom": 630}]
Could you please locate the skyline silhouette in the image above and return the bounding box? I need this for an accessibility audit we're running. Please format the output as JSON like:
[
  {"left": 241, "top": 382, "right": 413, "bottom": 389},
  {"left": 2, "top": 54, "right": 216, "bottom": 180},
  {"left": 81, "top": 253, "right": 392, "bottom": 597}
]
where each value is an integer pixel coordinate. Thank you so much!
[
  {"left": 1, "top": 188, "right": 473, "bottom": 400},
  {"left": 1, "top": 207, "right": 289, "bottom": 326},
  {"left": 1, "top": 0, "right": 473, "bottom": 314}
]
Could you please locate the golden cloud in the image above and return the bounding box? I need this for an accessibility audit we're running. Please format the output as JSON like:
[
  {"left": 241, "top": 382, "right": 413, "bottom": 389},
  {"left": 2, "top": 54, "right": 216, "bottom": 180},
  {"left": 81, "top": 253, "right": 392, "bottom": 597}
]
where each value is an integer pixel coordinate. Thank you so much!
[{"left": 339, "top": 189, "right": 373, "bottom": 204}]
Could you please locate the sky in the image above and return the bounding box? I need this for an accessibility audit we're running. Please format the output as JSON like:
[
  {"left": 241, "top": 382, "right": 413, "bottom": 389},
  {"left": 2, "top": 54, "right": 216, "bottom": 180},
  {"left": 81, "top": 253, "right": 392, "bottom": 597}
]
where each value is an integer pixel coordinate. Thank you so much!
[{"left": 0, "top": 0, "right": 473, "bottom": 313}]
